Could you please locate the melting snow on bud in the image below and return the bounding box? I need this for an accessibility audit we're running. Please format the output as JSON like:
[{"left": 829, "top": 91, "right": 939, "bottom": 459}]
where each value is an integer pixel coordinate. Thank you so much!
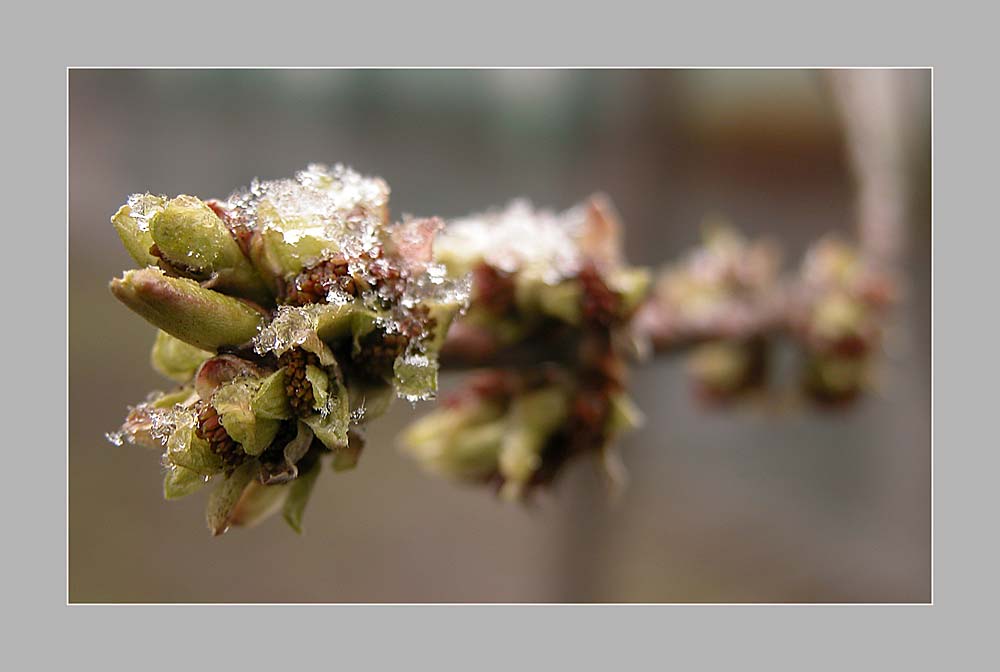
[
  {"left": 253, "top": 305, "right": 324, "bottom": 357},
  {"left": 126, "top": 193, "right": 168, "bottom": 232},
  {"left": 436, "top": 199, "right": 589, "bottom": 283}
]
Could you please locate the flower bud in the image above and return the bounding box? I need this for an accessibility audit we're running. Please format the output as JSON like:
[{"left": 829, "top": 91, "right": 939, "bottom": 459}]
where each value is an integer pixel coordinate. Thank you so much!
[
  {"left": 211, "top": 377, "right": 282, "bottom": 457},
  {"left": 498, "top": 386, "right": 571, "bottom": 500},
  {"left": 802, "top": 354, "right": 870, "bottom": 402},
  {"left": 151, "top": 330, "right": 212, "bottom": 383},
  {"left": 110, "top": 268, "right": 264, "bottom": 351},
  {"left": 302, "top": 375, "right": 351, "bottom": 451},
  {"left": 227, "top": 480, "right": 290, "bottom": 529},
  {"left": 250, "top": 200, "right": 338, "bottom": 283},
  {"left": 333, "top": 430, "right": 366, "bottom": 472},
  {"left": 166, "top": 415, "right": 224, "bottom": 476},
  {"left": 111, "top": 197, "right": 162, "bottom": 267},
  {"left": 400, "top": 399, "right": 506, "bottom": 481},
  {"left": 163, "top": 464, "right": 210, "bottom": 500},
  {"left": 149, "top": 195, "right": 271, "bottom": 303},
  {"left": 688, "top": 338, "right": 767, "bottom": 399},
  {"left": 194, "top": 354, "right": 265, "bottom": 400},
  {"left": 206, "top": 459, "right": 260, "bottom": 536},
  {"left": 252, "top": 369, "right": 294, "bottom": 420},
  {"left": 282, "top": 460, "right": 321, "bottom": 533}
]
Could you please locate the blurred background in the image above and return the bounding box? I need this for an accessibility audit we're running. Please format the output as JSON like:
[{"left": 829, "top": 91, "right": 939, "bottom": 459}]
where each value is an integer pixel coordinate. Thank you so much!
[{"left": 69, "top": 69, "right": 930, "bottom": 603}]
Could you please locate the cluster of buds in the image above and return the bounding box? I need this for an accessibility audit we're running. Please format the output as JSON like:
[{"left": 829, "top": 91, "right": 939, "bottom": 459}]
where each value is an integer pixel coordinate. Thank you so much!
[
  {"left": 401, "top": 197, "right": 648, "bottom": 499},
  {"left": 108, "top": 165, "right": 469, "bottom": 535},
  {"left": 641, "top": 223, "right": 782, "bottom": 399},
  {"left": 790, "top": 237, "right": 894, "bottom": 403},
  {"left": 640, "top": 224, "right": 895, "bottom": 404},
  {"left": 105, "top": 162, "right": 897, "bottom": 533}
]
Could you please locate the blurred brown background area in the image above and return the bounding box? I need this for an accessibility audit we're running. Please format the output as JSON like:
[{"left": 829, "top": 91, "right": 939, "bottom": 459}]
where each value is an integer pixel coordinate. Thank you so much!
[{"left": 68, "top": 69, "right": 930, "bottom": 603}]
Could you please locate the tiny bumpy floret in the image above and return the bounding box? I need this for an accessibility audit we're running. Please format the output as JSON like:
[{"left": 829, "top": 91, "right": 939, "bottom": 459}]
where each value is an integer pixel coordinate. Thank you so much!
[
  {"left": 283, "top": 257, "right": 360, "bottom": 306},
  {"left": 195, "top": 401, "right": 246, "bottom": 475},
  {"left": 280, "top": 348, "right": 323, "bottom": 417}
]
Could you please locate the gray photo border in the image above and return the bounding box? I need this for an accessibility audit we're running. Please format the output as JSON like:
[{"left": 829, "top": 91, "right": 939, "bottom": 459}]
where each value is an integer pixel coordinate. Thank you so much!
[{"left": 12, "top": 0, "right": 983, "bottom": 666}]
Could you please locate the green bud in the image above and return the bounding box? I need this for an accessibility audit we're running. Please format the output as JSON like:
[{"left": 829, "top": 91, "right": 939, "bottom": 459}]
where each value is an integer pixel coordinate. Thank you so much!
[
  {"left": 332, "top": 431, "right": 364, "bottom": 472},
  {"left": 111, "top": 198, "right": 162, "bottom": 267},
  {"left": 163, "top": 464, "right": 210, "bottom": 500},
  {"left": 194, "top": 355, "right": 264, "bottom": 400},
  {"left": 607, "top": 267, "right": 652, "bottom": 316},
  {"left": 441, "top": 419, "right": 507, "bottom": 479},
  {"left": 305, "top": 365, "right": 329, "bottom": 412},
  {"left": 282, "top": 461, "right": 321, "bottom": 534},
  {"left": 513, "top": 273, "right": 547, "bottom": 318},
  {"left": 688, "top": 341, "right": 752, "bottom": 393},
  {"left": 252, "top": 369, "right": 294, "bottom": 420},
  {"left": 166, "top": 420, "right": 223, "bottom": 476},
  {"left": 205, "top": 459, "right": 259, "bottom": 536},
  {"left": 349, "top": 309, "right": 379, "bottom": 357},
  {"left": 212, "top": 378, "right": 281, "bottom": 457},
  {"left": 250, "top": 199, "right": 335, "bottom": 281},
  {"left": 606, "top": 392, "right": 644, "bottom": 436},
  {"left": 535, "top": 280, "right": 582, "bottom": 325},
  {"left": 151, "top": 330, "right": 212, "bottom": 383},
  {"left": 806, "top": 355, "right": 869, "bottom": 396},
  {"left": 253, "top": 303, "right": 357, "bottom": 359},
  {"left": 498, "top": 386, "right": 570, "bottom": 499},
  {"left": 227, "top": 481, "right": 289, "bottom": 529},
  {"left": 151, "top": 387, "right": 197, "bottom": 409},
  {"left": 400, "top": 400, "right": 506, "bottom": 480},
  {"left": 110, "top": 268, "right": 264, "bottom": 351},
  {"left": 812, "top": 292, "right": 866, "bottom": 342},
  {"left": 303, "top": 376, "right": 350, "bottom": 451},
  {"left": 149, "top": 195, "right": 271, "bottom": 303},
  {"left": 115, "top": 389, "right": 196, "bottom": 449},
  {"left": 462, "top": 311, "right": 529, "bottom": 346}
]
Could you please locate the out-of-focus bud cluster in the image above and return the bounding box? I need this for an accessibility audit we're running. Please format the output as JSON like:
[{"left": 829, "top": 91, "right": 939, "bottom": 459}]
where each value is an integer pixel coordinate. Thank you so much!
[
  {"left": 402, "top": 196, "right": 648, "bottom": 499},
  {"left": 790, "top": 237, "right": 894, "bottom": 403},
  {"left": 641, "top": 225, "right": 894, "bottom": 404},
  {"left": 108, "top": 165, "right": 469, "bottom": 535},
  {"left": 641, "top": 223, "right": 782, "bottom": 399}
]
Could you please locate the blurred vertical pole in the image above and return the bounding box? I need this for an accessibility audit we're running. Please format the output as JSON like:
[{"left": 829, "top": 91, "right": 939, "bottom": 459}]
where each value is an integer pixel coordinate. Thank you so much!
[
  {"left": 828, "top": 69, "right": 920, "bottom": 267},
  {"left": 828, "top": 69, "right": 931, "bottom": 598}
]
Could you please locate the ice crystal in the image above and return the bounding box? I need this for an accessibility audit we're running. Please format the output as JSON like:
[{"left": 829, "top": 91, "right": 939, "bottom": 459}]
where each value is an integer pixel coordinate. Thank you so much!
[
  {"left": 125, "top": 192, "right": 168, "bottom": 232},
  {"left": 252, "top": 304, "right": 328, "bottom": 357},
  {"left": 225, "top": 163, "right": 390, "bottom": 263},
  {"left": 436, "top": 199, "right": 588, "bottom": 283}
]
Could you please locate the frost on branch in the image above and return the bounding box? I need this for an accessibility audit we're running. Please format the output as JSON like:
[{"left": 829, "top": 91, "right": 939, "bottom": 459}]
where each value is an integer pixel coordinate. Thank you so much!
[{"left": 108, "top": 164, "right": 469, "bottom": 535}]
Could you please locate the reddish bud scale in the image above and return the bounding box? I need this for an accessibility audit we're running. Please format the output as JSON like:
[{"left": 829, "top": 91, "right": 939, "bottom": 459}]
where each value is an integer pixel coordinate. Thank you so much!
[
  {"left": 567, "top": 387, "right": 612, "bottom": 455},
  {"left": 578, "top": 263, "right": 622, "bottom": 330},
  {"left": 205, "top": 199, "right": 255, "bottom": 259},
  {"left": 148, "top": 242, "right": 203, "bottom": 279}
]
